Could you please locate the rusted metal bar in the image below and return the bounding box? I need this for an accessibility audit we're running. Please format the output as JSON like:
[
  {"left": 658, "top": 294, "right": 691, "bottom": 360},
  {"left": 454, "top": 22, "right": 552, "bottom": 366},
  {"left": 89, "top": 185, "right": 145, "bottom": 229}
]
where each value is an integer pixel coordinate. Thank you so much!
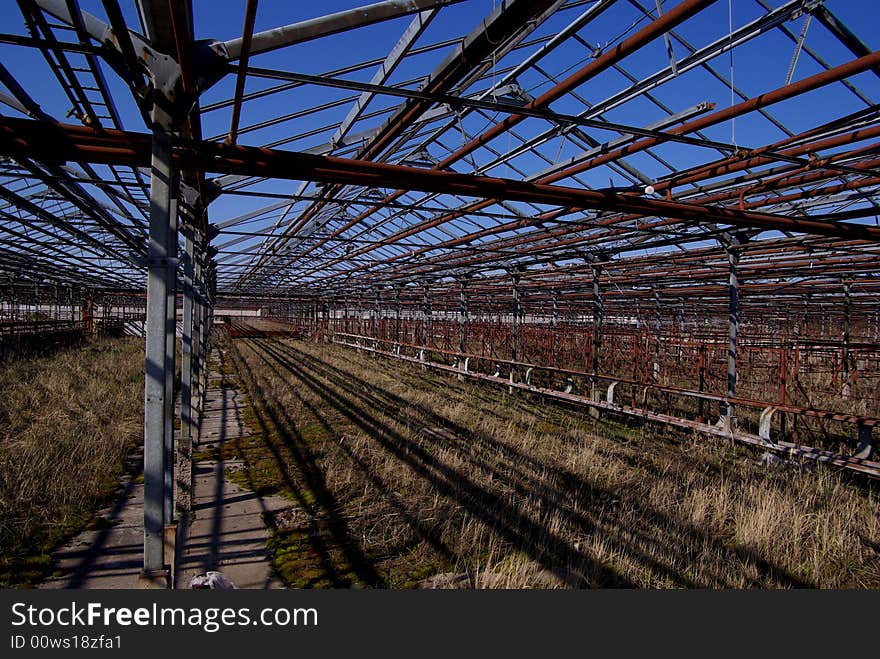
[
  {"left": 224, "top": 0, "right": 464, "bottom": 59},
  {"left": 437, "top": 0, "right": 717, "bottom": 170},
  {"left": 100, "top": 0, "right": 147, "bottom": 90},
  {"left": 540, "top": 49, "right": 880, "bottom": 186},
  {"left": 7, "top": 116, "right": 880, "bottom": 243},
  {"left": 332, "top": 334, "right": 880, "bottom": 478},
  {"left": 226, "top": 0, "right": 259, "bottom": 145},
  {"left": 252, "top": 0, "right": 562, "bottom": 278}
]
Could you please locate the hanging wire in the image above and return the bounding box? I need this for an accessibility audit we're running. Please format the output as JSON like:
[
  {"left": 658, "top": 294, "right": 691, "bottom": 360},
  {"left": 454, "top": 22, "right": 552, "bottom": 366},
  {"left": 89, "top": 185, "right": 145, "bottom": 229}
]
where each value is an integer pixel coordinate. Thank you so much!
[
  {"left": 784, "top": 13, "right": 812, "bottom": 86},
  {"left": 554, "top": 129, "right": 568, "bottom": 164}
]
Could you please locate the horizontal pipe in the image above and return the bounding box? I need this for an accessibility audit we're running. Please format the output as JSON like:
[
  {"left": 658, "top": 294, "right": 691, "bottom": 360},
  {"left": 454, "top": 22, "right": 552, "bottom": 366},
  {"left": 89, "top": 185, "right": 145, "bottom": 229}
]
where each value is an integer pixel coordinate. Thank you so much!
[
  {"left": 3, "top": 116, "right": 880, "bottom": 244},
  {"left": 332, "top": 335, "right": 880, "bottom": 478},
  {"left": 294, "top": 51, "right": 880, "bottom": 284},
  {"left": 224, "top": 0, "right": 465, "bottom": 59}
]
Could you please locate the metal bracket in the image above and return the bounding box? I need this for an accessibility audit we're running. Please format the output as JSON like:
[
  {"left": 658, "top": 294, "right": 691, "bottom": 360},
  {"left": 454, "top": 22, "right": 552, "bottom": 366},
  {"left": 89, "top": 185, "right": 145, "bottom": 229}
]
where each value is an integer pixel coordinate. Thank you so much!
[
  {"left": 145, "top": 256, "right": 179, "bottom": 269},
  {"left": 606, "top": 381, "right": 618, "bottom": 405},
  {"left": 34, "top": 0, "right": 229, "bottom": 126},
  {"left": 795, "top": 0, "right": 826, "bottom": 20},
  {"left": 852, "top": 425, "right": 875, "bottom": 460},
  {"left": 759, "top": 406, "right": 778, "bottom": 444}
]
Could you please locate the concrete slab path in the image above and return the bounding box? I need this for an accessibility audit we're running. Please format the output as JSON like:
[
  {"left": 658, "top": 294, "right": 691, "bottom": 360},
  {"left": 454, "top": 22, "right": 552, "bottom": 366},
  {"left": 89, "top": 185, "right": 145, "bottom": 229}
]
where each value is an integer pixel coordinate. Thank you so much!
[{"left": 40, "top": 346, "right": 287, "bottom": 589}]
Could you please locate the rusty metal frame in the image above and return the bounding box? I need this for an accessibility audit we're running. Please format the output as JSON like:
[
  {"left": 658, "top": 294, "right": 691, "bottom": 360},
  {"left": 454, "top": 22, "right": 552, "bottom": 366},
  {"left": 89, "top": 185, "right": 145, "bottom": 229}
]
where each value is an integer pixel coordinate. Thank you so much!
[{"left": 0, "top": 0, "right": 878, "bottom": 555}]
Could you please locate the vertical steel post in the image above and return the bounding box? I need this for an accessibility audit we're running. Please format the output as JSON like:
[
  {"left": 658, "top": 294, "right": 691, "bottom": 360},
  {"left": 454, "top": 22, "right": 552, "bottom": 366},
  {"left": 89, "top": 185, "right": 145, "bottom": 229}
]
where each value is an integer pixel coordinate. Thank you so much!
[
  {"left": 551, "top": 290, "right": 558, "bottom": 368},
  {"left": 802, "top": 294, "right": 810, "bottom": 337},
  {"left": 510, "top": 275, "right": 520, "bottom": 393},
  {"left": 592, "top": 264, "right": 603, "bottom": 401},
  {"left": 143, "top": 112, "right": 173, "bottom": 580},
  {"left": 422, "top": 285, "right": 429, "bottom": 351},
  {"left": 177, "top": 224, "right": 195, "bottom": 514},
  {"left": 395, "top": 287, "right": 401, "bottom": 342},
  {"left": 163, "top": 176, "right": 179, "bottom": 525},
  {"left": 698, "top": 343, "right": 707, "bottom": 422},
  {"left": 842, "top": 280, "right": 852, "bottom": 399},
  {"left": 652, "top": 285, "right": 661, "bottom": 381},
  {"left": 374, "top": 291, "right": 380, "bottom": 339},
  {"left": 458, "top": 279, "right": 468, "bottom": 355},
  {"left": 724, "top": 241, "right": 741, "bottom": 429},
  {"left": 511, "top": 275, "right": 520, "bottom": 364},
  {"left": 458, "top": 279, "right": 468, "bottom": 380},
  {"left": 192, "top": 241, "right": 203, "bottom": 425}
]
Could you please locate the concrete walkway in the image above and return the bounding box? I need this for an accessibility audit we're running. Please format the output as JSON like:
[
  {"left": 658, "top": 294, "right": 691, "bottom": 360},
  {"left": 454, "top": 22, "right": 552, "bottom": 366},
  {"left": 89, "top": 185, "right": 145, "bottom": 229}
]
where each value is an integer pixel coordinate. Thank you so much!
[
  {"left": 39, "top": 451, "right": 146, "bottom": 589},
  {"left": 40, "top": 346, "right": 286, "bottom": 589},
  {"left": 175, "top": 348, "right": 288, "bottom": 589}
]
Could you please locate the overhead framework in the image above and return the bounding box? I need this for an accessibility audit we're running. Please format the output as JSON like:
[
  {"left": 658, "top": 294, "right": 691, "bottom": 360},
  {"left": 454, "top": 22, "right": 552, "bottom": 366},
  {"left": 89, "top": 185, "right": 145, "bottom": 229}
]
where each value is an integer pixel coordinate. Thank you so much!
[{"left": 1, "top": 0, "right": 879, "bottom": 583}]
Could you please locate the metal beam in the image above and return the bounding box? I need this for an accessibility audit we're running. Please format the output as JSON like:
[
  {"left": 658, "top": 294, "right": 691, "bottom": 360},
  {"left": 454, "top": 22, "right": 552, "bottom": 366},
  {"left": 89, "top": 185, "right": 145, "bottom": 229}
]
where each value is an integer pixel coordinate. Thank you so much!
[
  {"left": 177, "top": 223, "right": 194, "bottom": 514},
  {"left": 143, "top": 109, "right": 173, "bottom": 580},
  {"left": 246, "top": 0, "right": 562, "bottom": 284},
  {"left": 224, "top": 0, "right": 465, "bottom": 60},
  {"left": 722, "top": 236, "right": 742, "bottom": 430},
  {"left": 812, "top": 4, "right": 880, "bottom": 79},
  {"left": 226, "top": 0, "right": 259, "bottom": 145},
  {"left": 3, "top": 115, "right": 880, "bottom": 243}
]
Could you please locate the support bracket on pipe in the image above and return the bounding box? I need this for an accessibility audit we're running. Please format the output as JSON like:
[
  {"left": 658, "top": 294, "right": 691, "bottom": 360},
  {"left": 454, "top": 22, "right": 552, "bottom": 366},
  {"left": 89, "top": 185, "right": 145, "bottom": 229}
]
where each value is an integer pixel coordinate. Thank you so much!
[
  {"left": 606, "top": 380, "right": 618, "bottom": 405},
  {"left": 853, "top": 424, "right": 875, "bottom": 460},
  {"left": 759, "top": 406, "right": 778, "bottom": 444}
]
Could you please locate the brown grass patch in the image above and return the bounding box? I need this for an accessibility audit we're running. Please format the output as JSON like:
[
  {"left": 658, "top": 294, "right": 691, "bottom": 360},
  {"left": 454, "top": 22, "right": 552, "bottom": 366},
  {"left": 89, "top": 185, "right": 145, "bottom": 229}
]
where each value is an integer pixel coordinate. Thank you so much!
[
  {"left": 0, "top": 337, "right": 144, "bottom": 586},
  {"left": 222, "top": 336, "right": 880, "bottom": 589}
]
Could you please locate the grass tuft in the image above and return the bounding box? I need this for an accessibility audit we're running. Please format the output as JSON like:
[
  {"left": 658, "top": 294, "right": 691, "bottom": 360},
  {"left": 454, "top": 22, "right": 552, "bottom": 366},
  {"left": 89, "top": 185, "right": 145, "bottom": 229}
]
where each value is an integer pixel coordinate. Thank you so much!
[{"left": 0, "top": 337, "right": 143, "bottom": 587}]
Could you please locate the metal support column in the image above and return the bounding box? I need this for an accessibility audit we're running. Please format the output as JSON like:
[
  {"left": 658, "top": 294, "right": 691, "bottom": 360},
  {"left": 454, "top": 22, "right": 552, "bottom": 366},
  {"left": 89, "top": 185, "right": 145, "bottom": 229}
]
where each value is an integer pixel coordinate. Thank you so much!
[
  {"left": 591, "top": 264, "right": 603, "bottom": 402},
  {"left": 843, "top": 280, "right": 852, "bottom": 399},
  {"left": 458, "top": 278, "right": 468, "bottom": 380},
  {"left": 163, "top": 175, "right": 179, "bottom": 527},
  {"left": 177, "top": 224, "right": 195, "bottom": 514},
  {"left": 652, "top": 285, "right": 661, "bottom": 381},
  {"left": 142, "top": 112, "right": 173, "bottom": 582},
  {"left": 510, "top": 275, "right": 520, "bottom": 392},
  {"left": 374, "top": 291, "right": 380, "bottom": 339},
  {"left": 511, "top": 275, "right": 520, "bottom": 364},
  {"left": 192, "top": 242, "right": 204, "bottom": 427},
  {"left": 458, "top": 278, "right": 468, "bottom": 355},
  {"left": 422, "top": 285, "right": 430, "bottom": 352},
  {"left": 723, "top": 239, "right": 741, "bottom": 430},
  {"left": 394, "top": 287, "right": 401, "bottom": 342},
  {"left": 551, "top": 290, "right": 558, "bottom": 368}
]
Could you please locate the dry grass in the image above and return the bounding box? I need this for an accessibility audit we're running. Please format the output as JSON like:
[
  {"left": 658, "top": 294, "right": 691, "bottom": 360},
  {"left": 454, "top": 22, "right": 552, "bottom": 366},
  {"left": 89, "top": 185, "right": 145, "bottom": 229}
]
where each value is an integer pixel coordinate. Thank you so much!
[
  {"left": 0, "top": 338, "right": 144, "bottom": 586},
  {"left": 219, "top": 335, "right": 880, "bottom": 589}
]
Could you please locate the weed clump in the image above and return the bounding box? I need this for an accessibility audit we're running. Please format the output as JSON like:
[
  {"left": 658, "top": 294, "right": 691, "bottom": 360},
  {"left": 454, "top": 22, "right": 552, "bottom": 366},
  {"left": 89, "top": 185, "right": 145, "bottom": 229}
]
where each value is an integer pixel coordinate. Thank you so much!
[{"left": 0, "top": 337, "right": 143, "bottom": 586}]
